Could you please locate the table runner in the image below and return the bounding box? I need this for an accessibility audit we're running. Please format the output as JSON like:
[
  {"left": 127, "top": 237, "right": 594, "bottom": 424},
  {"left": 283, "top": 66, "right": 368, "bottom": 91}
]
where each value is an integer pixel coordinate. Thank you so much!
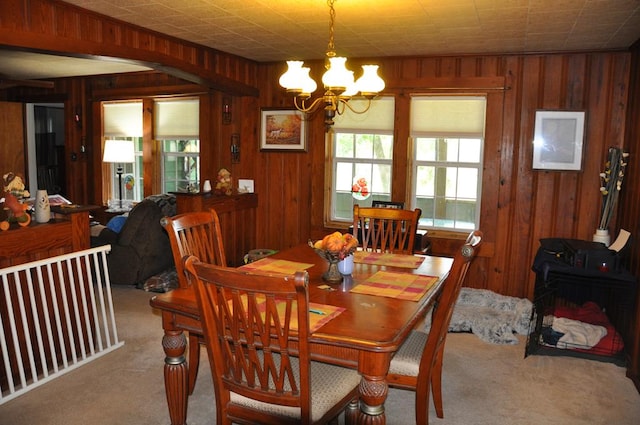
[
  {"left": 350, "top": 270, "right": 438, "bottom": 301},
  {"left": 354, "top": 251, "right": 425, "bottom": 269},
  {"left": 239, "top": 257, "right": 315, "bottom": 274}
]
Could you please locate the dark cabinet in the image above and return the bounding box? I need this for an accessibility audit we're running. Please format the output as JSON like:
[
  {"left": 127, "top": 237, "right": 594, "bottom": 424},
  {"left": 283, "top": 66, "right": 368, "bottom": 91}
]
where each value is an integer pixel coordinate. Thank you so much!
[{"left": 172, "top": 192, "right": 257, "bottom": 267}]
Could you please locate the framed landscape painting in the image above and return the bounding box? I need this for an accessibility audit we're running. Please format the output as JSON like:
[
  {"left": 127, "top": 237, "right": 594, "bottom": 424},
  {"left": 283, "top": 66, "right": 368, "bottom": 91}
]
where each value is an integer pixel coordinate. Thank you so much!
[{"left": 260, "top": 108, "right": 306, "bottom": 151}]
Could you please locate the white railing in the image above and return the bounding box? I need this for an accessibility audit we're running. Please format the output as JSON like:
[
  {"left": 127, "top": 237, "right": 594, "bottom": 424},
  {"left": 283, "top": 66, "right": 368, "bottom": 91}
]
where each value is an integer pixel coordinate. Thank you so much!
[{"left": 0, "top": 245, "right": 124, "bottom": 404}]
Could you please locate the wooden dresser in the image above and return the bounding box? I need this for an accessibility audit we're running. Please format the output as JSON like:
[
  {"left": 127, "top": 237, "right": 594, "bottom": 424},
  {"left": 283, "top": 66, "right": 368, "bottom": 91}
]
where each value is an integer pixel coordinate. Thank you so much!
[
  {"left": 0, "top": 205, "right": 96, "bottom": 268},
  {"left": 172, "top": 192, "right": 258, "bottom": 266}
]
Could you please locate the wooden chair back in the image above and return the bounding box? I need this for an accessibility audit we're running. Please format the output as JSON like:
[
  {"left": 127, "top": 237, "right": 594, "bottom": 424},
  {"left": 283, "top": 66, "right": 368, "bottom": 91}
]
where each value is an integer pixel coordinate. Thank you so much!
[
  {"left": 353, "top": 204, "right": 422, "bottom": 254},
  {"left": 387, "top": 230, "right": 482, "bottom": 425},
  {"left": 161, "top": 209, "right": 227, "bottom": 289},
  {"left": 424, "top": 230, "right": 482, "bottom": 369},
  {"left": 184, "top": 257, "right": 316, "bottom": 424}
]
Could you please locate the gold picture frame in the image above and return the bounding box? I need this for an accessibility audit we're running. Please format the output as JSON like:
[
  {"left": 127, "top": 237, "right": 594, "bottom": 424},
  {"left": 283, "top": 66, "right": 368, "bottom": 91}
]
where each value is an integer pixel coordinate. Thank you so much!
[{"left": 260, "top": 108, "right": 306, "bottom": 152}]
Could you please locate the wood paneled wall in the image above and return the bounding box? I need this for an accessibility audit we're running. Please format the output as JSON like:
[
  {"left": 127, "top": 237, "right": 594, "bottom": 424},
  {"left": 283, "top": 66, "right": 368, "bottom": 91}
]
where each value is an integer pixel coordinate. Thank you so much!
[
  {"left": 0, "top": 0, "right": 633, "bottom": 300},
  {"left": 1, "top": 0, "right": 639, "bottom": 388},
  {"left": 0, "top": 102, "right": 25, "bottom": 181},
  {"left": 253, "top": 52, "right": 632, "bottom": 301},
  {"left": 618, "top": 41, "right": 640, "bottom": 391},
  {"left": 0, "top": 0, "right": 257, "bottom": 95}
]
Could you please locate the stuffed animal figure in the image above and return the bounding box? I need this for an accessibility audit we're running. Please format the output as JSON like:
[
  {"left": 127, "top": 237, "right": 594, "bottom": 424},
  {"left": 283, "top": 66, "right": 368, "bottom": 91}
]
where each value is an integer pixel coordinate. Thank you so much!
[
  {"left": 1, "top": 172, "right": 31, "bottom": 230},
  {"left": 215, "top": 168, "right": 233, "bottom": 196},
  {"left": 1, "top": 191, "right": 31, "bottom": 230},
  {"left": 3, "top": 172, "right": 30, "bottom": 199}
]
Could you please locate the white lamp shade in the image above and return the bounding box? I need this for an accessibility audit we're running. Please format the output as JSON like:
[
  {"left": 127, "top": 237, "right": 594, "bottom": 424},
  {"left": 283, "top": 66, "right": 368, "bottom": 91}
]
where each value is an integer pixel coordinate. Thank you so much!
[
  {"left": 299, "top": 67, "right": 318, "bottom": 96},
  {"left": 279, "top": 61, "right": 305, "bottom": 92},
  {"left": 103, "top": 139, "right": 135, "bottom": 163},
  {"left": 322, "top": 57, "right": 354, "bottom": 92},
  {"left": 356, "top": 65, "right": 385, "bottom": 96}
]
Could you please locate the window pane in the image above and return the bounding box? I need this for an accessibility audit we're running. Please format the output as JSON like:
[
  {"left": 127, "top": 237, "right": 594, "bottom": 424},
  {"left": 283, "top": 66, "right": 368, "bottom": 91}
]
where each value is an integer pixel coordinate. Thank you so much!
[
  {"left": 335, "top": 162, "right": 354, "bottom": 191},
  {"left": 415, "top": 165, "right": 435, "bottom": 196},
  {"left": 445, "top": 167, "right": 458, "bottom": 197},
  {"left": 457, "top": 168, "right": 478, "bottom": 199},
  {"left": 445, "top": 139, "right": 459, "bottom": 162},
  {"left": 459, "top": 138, "right": 482, "bottom": 163},
  {"left": 371, "top": 164, "right": 391, "bottom": 193},
  {"left": 415, "top": 138, "right": 436, "bottom": 161},
  {"left": 374, "top": 135, "right": 393, "bottom": 160},
  {"left": 336, "top": 134, "right": 354, "bottom": 158},
  {"left": 355, "top": 135, "right": 373, "bottom": 159}
]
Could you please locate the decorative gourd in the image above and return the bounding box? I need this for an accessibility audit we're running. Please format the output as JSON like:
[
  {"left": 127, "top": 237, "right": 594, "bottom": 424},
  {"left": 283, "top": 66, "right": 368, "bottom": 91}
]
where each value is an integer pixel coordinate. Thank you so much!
[{"left": 325, "top": 233, "right": 344, "bottom": 252}]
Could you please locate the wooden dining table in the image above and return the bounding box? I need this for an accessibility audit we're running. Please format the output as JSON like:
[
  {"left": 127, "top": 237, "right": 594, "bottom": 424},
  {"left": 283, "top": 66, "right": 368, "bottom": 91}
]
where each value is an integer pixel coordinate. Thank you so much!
[{"left": 149, "top": 243, "right": 453, "bottom": 425}]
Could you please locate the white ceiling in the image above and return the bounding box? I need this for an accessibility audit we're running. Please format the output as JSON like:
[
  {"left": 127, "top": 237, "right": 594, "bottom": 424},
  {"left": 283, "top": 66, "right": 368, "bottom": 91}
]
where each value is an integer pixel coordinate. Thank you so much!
[{"left": 1, "top": 0, "right": 640, "bottom": 82}]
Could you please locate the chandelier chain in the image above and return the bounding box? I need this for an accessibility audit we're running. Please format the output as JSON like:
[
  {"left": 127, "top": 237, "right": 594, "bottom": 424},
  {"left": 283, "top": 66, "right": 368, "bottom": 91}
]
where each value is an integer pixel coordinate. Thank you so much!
[{"left": 326, "top": 0, "right": 336, "bottom": 58}]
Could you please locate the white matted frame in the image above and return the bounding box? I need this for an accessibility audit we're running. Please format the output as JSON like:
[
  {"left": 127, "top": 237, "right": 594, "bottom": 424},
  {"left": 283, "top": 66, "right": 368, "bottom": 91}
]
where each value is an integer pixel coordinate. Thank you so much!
[
  {"left": 532, "top": 110, "right": 585, "bottom": 171},
  {"left": 260, "top": 108, "right": 306, "bottom": 151}
]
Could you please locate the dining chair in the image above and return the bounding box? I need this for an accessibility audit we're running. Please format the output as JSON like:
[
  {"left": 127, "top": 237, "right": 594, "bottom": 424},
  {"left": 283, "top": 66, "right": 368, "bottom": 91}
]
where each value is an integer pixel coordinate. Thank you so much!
[
  {"left": 386, "top": 230, "right": 483, "bottom": 425},
  {"left": 183, "top": 256, "right": 361, "bottom": 425},
  {"left": 353, "top": 204, "right": 422, "bottom": 254},
  {"left": 161, "top": 209, "right": 227, "bottom": 395}
]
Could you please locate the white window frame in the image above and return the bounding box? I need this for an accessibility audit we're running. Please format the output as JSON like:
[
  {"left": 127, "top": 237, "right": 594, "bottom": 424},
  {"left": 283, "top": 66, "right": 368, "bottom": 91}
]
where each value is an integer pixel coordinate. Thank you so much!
[
  {"left": 160, "top": 139, "right": 201, "bottom": 193},
  {"left": 107, "top": 136, "right": 143, "bottom": 202},
  {"left": 103, "top": 101, "right": 143, "bottom": 203},
  {"left": 329, "top": 130, "right": 394, "bottom": 224},
  {"left": 326, "top": 97, "right": 395, "bottom": 226},
  {"left": 409, "top": 95, "right": 486, "bottom": 232},
  {"left": 154, "top": 98, "right": 201, "bottom": 193}
]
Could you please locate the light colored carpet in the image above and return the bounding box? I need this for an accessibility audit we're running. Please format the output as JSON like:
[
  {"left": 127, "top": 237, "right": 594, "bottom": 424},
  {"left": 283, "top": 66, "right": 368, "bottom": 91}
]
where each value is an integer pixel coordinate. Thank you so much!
[{"left": 1, "top": 285, "right": 639, "bottom": 425}]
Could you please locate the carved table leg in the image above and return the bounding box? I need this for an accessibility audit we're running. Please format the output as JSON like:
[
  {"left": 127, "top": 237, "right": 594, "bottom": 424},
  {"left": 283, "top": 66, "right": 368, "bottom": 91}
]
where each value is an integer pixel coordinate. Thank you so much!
[
  {"left": 163, "top": 330, "right": 189, "bottom": 425},
  {"left": 357, "top": 374, "right": 387, "bottom": 425}
]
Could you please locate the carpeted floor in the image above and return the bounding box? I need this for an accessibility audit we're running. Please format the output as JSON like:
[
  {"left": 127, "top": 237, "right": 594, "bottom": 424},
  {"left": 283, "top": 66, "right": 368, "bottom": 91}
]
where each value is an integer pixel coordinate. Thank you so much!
[{"left": 1, "top": 285, "right": 639, "bottom": 425}]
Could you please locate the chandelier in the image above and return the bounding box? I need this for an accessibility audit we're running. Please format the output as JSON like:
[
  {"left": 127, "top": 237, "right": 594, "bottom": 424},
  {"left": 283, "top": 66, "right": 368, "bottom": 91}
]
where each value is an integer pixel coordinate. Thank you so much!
[{"left": 278, "top": 0, "right": 385, "bottom": 127}]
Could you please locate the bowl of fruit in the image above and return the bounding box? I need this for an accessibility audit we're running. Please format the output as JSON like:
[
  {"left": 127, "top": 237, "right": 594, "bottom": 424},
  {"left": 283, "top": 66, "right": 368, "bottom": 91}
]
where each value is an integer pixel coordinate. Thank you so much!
[{"left": 309, "top": 232, "right": 358, "bottom": 283}]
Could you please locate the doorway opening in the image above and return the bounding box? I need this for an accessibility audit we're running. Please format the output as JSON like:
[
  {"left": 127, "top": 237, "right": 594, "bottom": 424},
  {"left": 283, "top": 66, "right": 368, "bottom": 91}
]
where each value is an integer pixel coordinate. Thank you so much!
[{"left": 26, "top": 103, "right": 66, "bottom": 196}]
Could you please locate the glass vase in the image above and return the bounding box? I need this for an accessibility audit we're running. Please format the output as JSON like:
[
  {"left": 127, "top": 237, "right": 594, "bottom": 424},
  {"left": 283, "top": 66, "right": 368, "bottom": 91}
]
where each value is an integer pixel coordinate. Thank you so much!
[{"left": 322, "top": 257, "right": 343, "bottom": 284}]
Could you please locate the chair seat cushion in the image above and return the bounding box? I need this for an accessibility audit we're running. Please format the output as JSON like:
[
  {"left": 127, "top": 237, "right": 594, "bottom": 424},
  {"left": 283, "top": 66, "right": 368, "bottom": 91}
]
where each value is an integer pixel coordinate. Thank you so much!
[
  {"left": 230, "top": 356, "right": 360, "bottom": 422},
  {"left": 388, "top": 330, "right": 427, "bottom": 377}
]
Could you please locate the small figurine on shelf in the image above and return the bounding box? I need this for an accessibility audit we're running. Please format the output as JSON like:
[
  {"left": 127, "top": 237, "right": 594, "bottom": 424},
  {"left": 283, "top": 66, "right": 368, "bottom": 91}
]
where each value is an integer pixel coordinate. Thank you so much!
[
  {"left": 3, "top": 172, "right": 30, "bottom": 199},
  {"left": 1, "top": 172, "right": 31, "bottom": 230},
  {"left": 215, "top": 168, "right": 233, "bottom": 196}
]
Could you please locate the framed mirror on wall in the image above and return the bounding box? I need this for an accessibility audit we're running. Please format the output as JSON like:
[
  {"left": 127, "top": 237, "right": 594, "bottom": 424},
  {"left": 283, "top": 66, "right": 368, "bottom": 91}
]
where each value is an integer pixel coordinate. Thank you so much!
[{"left": 532, "top": 110, "right": 585, "bottom": 171}]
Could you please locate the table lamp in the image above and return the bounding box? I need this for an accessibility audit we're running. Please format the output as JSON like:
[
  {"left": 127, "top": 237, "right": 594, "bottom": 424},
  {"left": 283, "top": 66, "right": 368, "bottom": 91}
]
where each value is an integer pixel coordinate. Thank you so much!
[{"left": 103, "top": 139, "right": 135, "bottom": 210}]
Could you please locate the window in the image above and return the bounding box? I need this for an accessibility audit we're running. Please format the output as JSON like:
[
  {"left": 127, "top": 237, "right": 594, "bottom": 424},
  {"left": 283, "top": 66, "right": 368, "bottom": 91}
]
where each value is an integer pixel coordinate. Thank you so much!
[
  {"left": 329, "top": 97, "right": 395, "bottom": 224},
  {"left": 161, "top": 140, "right": 200, "bottom": 192},
  {"left": 102, "top": 98, "right": 200, "bottom": 202},
  {"left": 103, "top": 102, "right": 143, "bottom": 202},
  {"left": 108, "top": 136, "right": 143, "bottom": 202},
  {"left": 410, "top": 96, "right": 486, "bottom": 231},
  {"left": 154, "top": 98, "right": 200, "bottom": 193}
]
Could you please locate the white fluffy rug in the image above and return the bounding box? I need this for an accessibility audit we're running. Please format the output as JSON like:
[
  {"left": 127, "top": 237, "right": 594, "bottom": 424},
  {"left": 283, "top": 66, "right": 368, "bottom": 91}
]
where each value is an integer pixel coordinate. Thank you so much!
[{"left": 426, "top": 288, "right": 533, "bottom": 345}]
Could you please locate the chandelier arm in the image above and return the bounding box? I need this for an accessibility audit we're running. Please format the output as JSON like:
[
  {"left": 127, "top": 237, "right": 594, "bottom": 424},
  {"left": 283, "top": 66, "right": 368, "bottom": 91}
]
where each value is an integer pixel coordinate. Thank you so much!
[
  {"left": 294, "top": 96, "right": 326, "bottom": 114},
  {"left": 342, "top": 98, "right": 373, "bottom": 114}
]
